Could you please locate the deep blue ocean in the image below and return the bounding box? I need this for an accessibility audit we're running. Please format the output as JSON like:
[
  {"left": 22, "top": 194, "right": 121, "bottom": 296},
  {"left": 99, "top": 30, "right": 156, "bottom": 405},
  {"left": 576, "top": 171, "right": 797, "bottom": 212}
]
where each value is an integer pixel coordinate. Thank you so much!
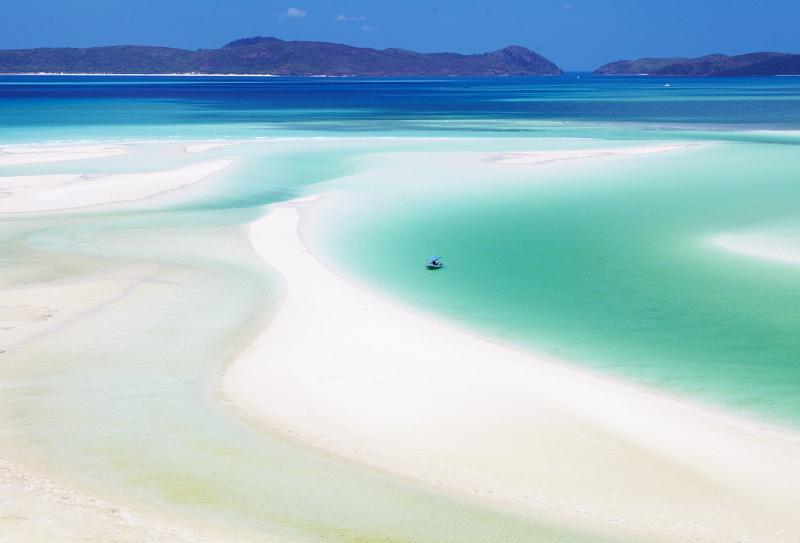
[{"left": 3, "top": 74, "right": 800, "bottom": 135}]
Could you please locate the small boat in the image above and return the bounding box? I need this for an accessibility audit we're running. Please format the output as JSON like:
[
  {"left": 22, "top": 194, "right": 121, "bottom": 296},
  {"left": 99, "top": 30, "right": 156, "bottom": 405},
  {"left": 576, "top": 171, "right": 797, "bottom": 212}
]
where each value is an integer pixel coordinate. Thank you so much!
[
  {"left": 664, "top": 82, "right": 671, "bottom": 87},
  {"left": 426, "top": 256, "right": 443, "bottom": 269}
]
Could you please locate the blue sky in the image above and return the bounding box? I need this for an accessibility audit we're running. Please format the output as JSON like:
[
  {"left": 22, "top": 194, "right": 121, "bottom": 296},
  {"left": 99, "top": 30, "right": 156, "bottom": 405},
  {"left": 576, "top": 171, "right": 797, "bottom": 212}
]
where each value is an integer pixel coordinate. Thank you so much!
[{"left": 1, "top": 1, "right": 799, "bottom": 70}]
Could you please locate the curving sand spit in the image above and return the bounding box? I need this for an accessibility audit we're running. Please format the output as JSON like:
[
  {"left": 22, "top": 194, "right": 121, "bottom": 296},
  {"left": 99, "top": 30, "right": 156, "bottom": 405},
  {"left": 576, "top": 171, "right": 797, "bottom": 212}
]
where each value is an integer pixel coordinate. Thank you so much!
[
  {"left": 225, "top": 198, "right": 800, "bottom": 543},
  {"left": 0, "top": 144, "right": 128, "bottom": 166},
  {"left": 0, "top": 160, "right": 233, "bottom": 213}
]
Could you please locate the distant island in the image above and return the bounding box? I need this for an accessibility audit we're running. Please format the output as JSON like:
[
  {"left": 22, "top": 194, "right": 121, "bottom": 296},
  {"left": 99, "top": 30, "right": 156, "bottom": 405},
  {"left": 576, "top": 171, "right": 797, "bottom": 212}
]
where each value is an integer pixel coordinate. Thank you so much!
[
  {"left": 0, "top": 37, "right": 562, "bottom": 76},
  {"left": 595, "top": 52, "right": 800, "bottom": 76}
]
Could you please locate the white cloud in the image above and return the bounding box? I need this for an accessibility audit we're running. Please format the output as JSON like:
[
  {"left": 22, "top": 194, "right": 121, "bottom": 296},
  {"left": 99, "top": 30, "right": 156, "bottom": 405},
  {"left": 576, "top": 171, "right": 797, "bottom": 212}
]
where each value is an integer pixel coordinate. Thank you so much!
[
  {"left": 360, "top": 24, "right": 377, "bottom": 32},
  {"left": 336, "top": 14, "right": 366, "bottom": 22},
  {"left": 285, "top": 7, "right": 306, "bottom": 17}
]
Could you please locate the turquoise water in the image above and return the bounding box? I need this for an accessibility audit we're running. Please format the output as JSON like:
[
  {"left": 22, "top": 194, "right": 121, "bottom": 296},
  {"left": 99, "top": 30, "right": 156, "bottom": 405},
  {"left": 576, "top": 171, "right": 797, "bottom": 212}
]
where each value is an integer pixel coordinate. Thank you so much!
[
  {"left": 308, "top": 139, "right": 800, "bottom": 425},
  {"left": 3, "top": 75, "right": 800, "bottom": 541}
]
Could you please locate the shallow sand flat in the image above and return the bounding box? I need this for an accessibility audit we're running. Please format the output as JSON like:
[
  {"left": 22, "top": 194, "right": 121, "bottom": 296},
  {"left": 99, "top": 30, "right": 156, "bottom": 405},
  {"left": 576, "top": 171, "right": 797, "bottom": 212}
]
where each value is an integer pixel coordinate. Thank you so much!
[
  {"left": 489, "top": 143, "right": 694, "bottom": 165},
  {"left": 0, "top": 271, "right": 163, "bottom": 351},
  {"left": 0, "top": 160, "right": 233, "bottom": 213},
  {"left": 0, "top": 268, "right": 244, "bottom": 542},
  {"left": 0, "top": 456, "right": 242, "bottom": 543},
  {"left": 712, "top": 231, "right": 800, "bottom": 266},
  {"left": 0, "top": 144, "right": 128, "bottom": 166},
  {"left": 226, "top": 199, "right": 800, "bottom": 543}
]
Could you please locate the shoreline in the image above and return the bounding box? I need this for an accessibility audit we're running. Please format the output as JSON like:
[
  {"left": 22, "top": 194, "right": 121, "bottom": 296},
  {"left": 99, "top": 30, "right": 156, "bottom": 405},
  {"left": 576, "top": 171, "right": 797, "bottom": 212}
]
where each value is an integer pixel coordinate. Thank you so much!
[
  {"left": 225, "top": 196, "right": 800, "bottom": 542},
  {"left": 3, "top": 73, "right": 800, "bottom": 78},
  {"left": 0, "top": 72, "right": 280, "bottom": 77},
  {"left": 0, "top": 73, "right": 563, "bottom": 78}
]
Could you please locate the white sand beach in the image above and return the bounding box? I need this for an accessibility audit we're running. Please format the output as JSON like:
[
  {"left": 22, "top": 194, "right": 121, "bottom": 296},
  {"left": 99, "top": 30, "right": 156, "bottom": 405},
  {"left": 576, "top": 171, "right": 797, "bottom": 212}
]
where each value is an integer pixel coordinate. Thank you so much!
[
  {"left": 225, "top": 198, "right": 800, "bottom": 543},
  {"left": 0, "top": 159, "right": 233, "bottom": 212},
  {"left": 489, "top": 143, "right": 695, "bottom": 165},
  {"left": 0, "top": 144, "right": 128, "bottom": 166}
]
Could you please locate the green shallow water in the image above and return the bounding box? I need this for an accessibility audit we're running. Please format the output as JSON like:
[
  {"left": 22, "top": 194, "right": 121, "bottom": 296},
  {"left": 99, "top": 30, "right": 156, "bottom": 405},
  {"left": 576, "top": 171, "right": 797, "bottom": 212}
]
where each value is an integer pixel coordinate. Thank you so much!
[{"left": 308, "top": 139, "right": 800, "bottom": 427}]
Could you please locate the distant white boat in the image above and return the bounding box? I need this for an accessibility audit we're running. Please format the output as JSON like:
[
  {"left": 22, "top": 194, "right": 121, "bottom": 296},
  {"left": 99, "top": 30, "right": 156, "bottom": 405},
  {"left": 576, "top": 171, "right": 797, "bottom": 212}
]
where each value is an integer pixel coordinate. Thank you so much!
[{"left": 664, "top": 82, "right": 672, "bottom": 87}]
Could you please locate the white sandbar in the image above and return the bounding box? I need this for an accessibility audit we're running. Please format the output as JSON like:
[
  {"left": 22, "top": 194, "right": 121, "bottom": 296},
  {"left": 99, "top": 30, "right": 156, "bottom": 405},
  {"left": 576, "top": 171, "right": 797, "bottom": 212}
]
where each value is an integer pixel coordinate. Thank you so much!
[
  {"left": 184, "top": 142, "right": 233, "bottom": 154},
  {"left": 225, "top": 198, "right": 800, "bottom": 542},
  {"left": 490, "top": 143, "right": 694, "bottom": 165},
  {"left": 0, "top": 144, "right": 128, "bottom": 166},
  {"left": 0, "top": 159, "right": 233, "bottom": 213}
]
